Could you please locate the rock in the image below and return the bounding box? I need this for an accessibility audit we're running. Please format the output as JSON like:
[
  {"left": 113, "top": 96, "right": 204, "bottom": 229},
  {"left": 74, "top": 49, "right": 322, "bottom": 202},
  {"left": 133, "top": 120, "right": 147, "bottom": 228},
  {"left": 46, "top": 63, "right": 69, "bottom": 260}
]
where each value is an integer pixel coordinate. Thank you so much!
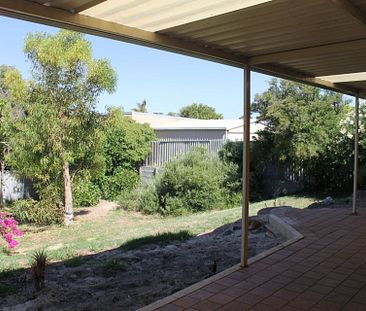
[
  {"left": 248, "top": 219, "right": 263, "bottom": 230},
  {"left": 307, "top": 196, "right": 334, "bottom": 209},
  {"left": 323, "top": 196, "right": 334, "bottom": 206}
]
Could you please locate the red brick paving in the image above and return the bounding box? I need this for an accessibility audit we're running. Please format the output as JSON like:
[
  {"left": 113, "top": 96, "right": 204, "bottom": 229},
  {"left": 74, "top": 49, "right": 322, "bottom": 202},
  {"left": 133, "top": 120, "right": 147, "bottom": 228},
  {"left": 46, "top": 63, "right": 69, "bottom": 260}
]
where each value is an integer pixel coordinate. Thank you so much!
[{"left": 154, "top": 206, "right": 366, "bottom": 310}]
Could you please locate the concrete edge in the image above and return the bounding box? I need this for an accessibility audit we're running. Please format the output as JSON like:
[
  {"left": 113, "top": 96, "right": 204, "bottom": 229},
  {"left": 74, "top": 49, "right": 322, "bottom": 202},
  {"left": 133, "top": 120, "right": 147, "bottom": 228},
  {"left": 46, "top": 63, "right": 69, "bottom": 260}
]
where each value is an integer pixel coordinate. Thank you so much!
[{"left": 138, "top": 214, "right": 304, "bottom": 311}]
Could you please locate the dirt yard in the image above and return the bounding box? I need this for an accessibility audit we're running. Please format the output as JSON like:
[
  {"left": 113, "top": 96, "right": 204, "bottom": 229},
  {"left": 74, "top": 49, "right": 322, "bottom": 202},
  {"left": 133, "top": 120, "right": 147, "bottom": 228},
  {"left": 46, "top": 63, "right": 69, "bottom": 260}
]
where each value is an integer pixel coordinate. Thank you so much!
[{"left": 0, "top": 216, "right": 284, "bottom": 311}]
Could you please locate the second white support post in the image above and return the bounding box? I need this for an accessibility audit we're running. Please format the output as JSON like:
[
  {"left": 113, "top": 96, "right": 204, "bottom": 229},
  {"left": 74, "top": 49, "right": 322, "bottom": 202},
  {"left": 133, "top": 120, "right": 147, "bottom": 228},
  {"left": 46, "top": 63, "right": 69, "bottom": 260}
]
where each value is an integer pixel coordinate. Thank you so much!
[
  {"left": 241, "top": 65, "right": 251, "bottom": 267},
  {"left": 352, "top": 96, "right": 360, "bottom": 215}
]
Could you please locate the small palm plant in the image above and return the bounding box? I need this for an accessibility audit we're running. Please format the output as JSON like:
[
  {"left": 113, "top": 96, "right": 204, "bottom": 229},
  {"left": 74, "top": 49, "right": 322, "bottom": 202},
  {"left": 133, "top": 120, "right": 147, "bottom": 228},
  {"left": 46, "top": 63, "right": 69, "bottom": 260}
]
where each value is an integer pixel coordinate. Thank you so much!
[{"left": 30, "top": 250, "right": 48, "bottom": 291}]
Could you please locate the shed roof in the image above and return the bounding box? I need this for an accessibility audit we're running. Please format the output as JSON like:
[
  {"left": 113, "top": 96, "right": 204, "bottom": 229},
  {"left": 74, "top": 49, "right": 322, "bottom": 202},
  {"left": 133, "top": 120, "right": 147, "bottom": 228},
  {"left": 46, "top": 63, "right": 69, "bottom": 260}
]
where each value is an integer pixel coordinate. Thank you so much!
[{"left": 1, "top": 0, "right": 366, "bottom": 96}]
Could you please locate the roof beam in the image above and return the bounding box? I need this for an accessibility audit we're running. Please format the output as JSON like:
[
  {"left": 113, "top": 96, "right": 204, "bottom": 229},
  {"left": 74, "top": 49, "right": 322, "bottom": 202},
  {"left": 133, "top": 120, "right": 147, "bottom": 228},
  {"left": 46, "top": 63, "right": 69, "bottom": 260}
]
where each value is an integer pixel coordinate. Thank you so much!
[
  {"left": 0, "top": 0, "right": 247, "bottom": 68},
  {"left": 248, "top": 38, "right": 366, "bottom": 65},
  {"left": 318, "top": 72, "right": 366, "bottom": 83},
  {"left": 329, "top": 0, "right": 366, "bottom": 26},
  {"left": 253, "top": 63, "right": 361, "bottom": 97},
  {"left": 0, "top": 0, "right": 364, "bottom": 98}
]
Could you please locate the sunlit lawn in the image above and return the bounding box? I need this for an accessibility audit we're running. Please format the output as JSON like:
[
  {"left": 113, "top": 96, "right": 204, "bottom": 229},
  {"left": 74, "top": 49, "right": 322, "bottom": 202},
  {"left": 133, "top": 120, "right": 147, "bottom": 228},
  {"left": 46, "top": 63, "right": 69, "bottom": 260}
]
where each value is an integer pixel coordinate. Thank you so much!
[{"left": 0, "top": 195, "right": 317, "bottom": 273}]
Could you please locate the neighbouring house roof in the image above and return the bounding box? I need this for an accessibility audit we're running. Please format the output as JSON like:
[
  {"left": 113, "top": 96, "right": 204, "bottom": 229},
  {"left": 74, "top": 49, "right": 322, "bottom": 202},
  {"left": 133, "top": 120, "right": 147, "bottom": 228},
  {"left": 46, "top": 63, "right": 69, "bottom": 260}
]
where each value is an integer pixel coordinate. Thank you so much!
[{"left": 126, "top": 111, "right": 265, "bottom": 140}]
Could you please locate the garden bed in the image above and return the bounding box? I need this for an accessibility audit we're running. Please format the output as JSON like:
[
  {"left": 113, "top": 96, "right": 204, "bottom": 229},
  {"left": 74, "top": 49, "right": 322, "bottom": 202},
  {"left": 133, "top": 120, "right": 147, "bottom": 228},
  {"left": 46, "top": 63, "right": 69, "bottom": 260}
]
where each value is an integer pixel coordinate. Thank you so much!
[{"left": 0, "top": 216, "right": 284, "bottom": 311}]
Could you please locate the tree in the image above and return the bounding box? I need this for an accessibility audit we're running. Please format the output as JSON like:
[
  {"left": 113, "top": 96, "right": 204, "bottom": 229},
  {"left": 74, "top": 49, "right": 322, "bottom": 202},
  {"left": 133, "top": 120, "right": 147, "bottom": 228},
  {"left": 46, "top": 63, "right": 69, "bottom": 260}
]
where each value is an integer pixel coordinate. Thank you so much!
[
  {"left": 103, "top": 107, "right": 155, "bottom": 172},
  {"left": 252, "top": 78, "right": 353, "bottom": 192},
  {"left": 179, "top": 103, "right": 223, "bottom": 119},
  {"left": 132, "top": 100, "right": 147, "bottom": 113},
  {"left": 5, "top": 30, "right": 117, "bottom": 224},
  {"left": 253, "top": 78, "right": 350, "bottom": 162},
  {"left": 0, "top": 66, "right": 13, "bottom": 206},
  {"left": 99, "top": 107, "right": 155, "bottom": 200}
]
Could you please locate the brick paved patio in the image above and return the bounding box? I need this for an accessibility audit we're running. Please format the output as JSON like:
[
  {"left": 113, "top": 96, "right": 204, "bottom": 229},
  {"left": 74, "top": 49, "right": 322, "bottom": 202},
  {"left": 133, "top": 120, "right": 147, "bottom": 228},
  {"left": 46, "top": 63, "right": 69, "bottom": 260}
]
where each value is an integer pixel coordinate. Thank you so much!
[{"left": 149, "top": 205, "right": 366, "bottom": 311}]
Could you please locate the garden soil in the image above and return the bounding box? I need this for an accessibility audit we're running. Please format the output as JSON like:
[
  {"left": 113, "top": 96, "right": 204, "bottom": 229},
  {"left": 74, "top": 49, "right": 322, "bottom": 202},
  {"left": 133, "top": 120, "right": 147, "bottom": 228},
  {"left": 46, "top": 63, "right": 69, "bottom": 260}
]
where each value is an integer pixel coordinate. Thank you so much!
[{"left": 1, "top": 212, "right": 283, "bottom": 311}]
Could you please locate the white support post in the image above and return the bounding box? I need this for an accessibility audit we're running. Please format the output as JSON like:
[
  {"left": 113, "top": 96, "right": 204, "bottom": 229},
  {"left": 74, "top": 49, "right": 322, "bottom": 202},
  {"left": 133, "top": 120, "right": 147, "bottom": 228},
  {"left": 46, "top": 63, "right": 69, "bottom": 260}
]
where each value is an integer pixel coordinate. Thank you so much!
[
  {"left": 352, "top": 96, "right": 360, "bottom": 215},
  {"left": 241, "top": 65, "right": 251, "bottom": 267}
]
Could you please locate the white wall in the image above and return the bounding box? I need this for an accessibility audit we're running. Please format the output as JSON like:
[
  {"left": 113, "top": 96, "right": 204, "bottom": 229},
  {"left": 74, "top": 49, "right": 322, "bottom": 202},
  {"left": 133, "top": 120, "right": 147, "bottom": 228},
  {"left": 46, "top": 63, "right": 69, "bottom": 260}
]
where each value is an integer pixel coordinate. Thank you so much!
[{"left": 1, "top": 171, "right": 33, "bottom": 202}]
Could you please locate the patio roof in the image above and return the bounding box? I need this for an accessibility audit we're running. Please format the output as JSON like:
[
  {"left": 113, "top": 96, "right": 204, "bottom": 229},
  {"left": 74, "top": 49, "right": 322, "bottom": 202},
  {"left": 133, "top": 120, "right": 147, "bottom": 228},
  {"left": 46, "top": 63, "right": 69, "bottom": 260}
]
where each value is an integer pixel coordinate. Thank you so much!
[
  {"left": 0, "top": 2, "right": 364, "bottom": 309},
  {"left": 1, "top": 0, "right": 366, "bottom": 96}
]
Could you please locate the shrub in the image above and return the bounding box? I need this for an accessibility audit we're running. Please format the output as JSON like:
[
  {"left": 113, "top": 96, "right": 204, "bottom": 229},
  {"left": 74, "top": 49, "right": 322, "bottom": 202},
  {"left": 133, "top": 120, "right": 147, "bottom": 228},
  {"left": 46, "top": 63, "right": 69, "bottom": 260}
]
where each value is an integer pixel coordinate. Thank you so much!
[
  {"left": 102, "top": 107, "right": 156, "bottom": 172},
  {"left": 30, "top": 250, "right": 47, "bottom": 291},
  {"left": 119, "top": 149, "right": 239, "bottom": 216},
  {"left": 11, "top": 198, "right": 63, "bottom": 225},
  {"left": 73, "top": 178, "right": 101, "bottom": 208},
  {"left": 219, "top": 140, "right": 272, "bottom": 200},
  {"left": 119, "top": 183, "right": 159, "bottom": 214},
  {"left": 99, "top": 168, "right": 139, "bottom": 201}
]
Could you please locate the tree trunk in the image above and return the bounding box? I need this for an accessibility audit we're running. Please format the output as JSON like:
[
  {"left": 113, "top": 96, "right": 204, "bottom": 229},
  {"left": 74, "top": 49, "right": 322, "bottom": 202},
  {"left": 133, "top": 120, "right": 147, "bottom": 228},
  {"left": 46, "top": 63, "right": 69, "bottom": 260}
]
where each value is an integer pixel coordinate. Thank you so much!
[
  {"left": 0, "top": 160, "right": 4, "bottom": 206},
  {"left": 62, "top": 159, "right": 73, "bottom": 225}
]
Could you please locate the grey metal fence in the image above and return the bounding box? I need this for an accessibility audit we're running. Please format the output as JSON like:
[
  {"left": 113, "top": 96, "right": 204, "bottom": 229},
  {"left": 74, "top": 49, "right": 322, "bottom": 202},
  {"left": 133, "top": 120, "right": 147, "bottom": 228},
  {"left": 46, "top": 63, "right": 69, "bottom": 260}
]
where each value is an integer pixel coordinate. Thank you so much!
[{"left": 145, "top": 138, "right": 225, "bottom": 167}]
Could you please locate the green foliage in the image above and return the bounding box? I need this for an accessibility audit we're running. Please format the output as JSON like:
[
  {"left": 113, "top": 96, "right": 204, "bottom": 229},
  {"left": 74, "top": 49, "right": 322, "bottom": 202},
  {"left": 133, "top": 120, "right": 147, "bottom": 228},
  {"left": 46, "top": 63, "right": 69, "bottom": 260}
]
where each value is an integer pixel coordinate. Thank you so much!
[
  {"left": 30, "top": 249, "right": 47, "bottom": 291},
  {"left": 219, "top": 140, "right": 269, "bottom": 200},
  {"left": 73, "top": 176, "right": 101, "bottom": 208},
  {"left": 119, "top": 149, "right": 239, "bottom": 215},
  {"left": 98, "top": 107, "right": 154, "bottom": 200},
  {"left": 253, "top": 78, "right": 351, "bottom": 163},
  {"left": 219, "top": 140, "right": 243, "bottom": 181},
  {"left": 119, "top": 183, "right": 159, "bottom": 213},
  {"left": 11, "top": 198, "right": 63, "bottom": 225},
  {"left": 98, "top": 168, "right": 139, "bottom": 201},
  {"left": 179, "top": 103, "right": 223, "bottom": 119},
  {"left": 102, "top": 258, "right": 128, "bottom": 277},
  {"left": 132, "top": 100, "right": 147, "bottom": 113},
  {"left": 0, "top": 66, "right": 15, "bottom": 205},
  {"left": 4, "top": 30, "right": 117, "bottom": 219},
  {"left": 252, "top": 78, "right": 356, "bottom": 193},
  {"left": 102, "top": 107, "right": 155, "bottom": 172}
]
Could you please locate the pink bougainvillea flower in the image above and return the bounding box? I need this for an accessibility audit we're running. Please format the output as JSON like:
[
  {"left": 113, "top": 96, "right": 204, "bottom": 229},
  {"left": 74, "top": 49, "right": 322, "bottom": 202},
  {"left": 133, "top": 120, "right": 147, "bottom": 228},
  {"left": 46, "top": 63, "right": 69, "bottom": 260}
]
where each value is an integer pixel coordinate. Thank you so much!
[
  {"left": 0, "top": 214, "right": 23, "bottom": 249},
  {"left": 8, "top": 240, "right": 17, "bottom": 249}
]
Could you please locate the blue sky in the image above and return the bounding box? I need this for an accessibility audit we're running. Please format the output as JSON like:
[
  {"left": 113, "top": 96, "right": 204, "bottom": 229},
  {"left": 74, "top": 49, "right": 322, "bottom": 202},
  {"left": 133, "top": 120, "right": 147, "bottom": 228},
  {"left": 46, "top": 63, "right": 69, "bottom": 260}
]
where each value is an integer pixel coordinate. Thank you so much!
[{"left": 0, "top": 16, "right": 272, "bottom": 119}]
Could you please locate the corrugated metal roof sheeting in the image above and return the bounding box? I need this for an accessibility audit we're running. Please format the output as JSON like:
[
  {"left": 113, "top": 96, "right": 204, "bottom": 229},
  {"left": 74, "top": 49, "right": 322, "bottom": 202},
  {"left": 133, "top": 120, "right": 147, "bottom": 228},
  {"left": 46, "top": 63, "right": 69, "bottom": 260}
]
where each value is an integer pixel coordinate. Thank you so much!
[
  {"left": 18, "top": 0, "right": 366, "bottom": 96},
  {"left": 82, "top": 0, "right": 272, "bottom": 32}
]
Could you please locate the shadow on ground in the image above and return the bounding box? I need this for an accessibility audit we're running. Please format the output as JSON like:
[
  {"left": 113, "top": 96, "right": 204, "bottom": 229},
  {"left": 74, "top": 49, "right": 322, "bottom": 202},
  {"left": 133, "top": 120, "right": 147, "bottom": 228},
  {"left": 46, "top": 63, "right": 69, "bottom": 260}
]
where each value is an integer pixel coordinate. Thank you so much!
[{"left": 0, "top": 214, "right": 283, "bottom": 311}]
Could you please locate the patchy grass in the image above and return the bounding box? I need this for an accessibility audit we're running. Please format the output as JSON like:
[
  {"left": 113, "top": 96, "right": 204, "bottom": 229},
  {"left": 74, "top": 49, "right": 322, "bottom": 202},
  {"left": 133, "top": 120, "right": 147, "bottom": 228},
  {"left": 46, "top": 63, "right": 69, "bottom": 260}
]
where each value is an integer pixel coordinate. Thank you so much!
[
  {"left": 102, "top": 258, "right": 129, "bottom": 277},
  {"left": 0, "top": 195, "right": 317, "bottom": 274},
  {"left": 119, "top": 231, "right": 195, "bottom": 251}
]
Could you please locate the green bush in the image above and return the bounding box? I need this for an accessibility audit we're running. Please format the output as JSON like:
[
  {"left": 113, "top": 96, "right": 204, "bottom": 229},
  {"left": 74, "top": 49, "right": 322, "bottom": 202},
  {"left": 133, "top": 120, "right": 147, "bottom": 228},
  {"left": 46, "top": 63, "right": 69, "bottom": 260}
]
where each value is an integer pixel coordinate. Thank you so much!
[
  {"left": 219, "top": 140, "right": 274, "bottom": 200},
  {"left": 73, "top": 178, "right": 101, "bottom": 208},
  {"left": 102, "top": 107, "right": 156, "bottom": 172},
  {"left": 11, "top": 198, "right": 63, "bottom": 225},
  {"left": 119, "top": 149, "right": 239, "bottom": 216},
  {"left": 119, "top": 183, "right": 159, "bottom": 214},
  {"left": 99, "top": 168, "right": 139, "bottom": 201}
]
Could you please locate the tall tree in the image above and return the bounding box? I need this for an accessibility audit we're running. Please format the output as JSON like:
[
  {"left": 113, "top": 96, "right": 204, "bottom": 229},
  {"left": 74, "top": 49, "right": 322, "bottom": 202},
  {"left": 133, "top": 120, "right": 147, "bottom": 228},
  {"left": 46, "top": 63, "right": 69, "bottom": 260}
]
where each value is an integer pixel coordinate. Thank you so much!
[
  {"left": 179, "top": 103, "right": 223, "bottom": 119},
  {"left": 133, "top": 99, "right": 147, "bottom": 113},
  {"left": 253, "top": 78, "right": 351, "bottom": 163},
  {"left": 0, "top": 66, "right": 13, "bottom": 206},
  {"left": 252, "top": 78, "right": 353, "bottom": 191},
  {"left": 98, "top": 107, "right": 155, "bottom": 200},
  {"left": 5, "top": 30, "right": 116, "bottom": 224},
  {"left": 103, "top": 107, "right": 155, "bottom": 173}
]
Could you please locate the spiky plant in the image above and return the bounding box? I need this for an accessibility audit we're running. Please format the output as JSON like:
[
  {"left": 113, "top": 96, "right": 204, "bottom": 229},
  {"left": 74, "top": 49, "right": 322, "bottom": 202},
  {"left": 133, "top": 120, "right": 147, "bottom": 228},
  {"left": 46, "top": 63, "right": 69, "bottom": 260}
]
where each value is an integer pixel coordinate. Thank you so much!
[{"left": 30, "top": 250, "right": 47, "bottom": 291}]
